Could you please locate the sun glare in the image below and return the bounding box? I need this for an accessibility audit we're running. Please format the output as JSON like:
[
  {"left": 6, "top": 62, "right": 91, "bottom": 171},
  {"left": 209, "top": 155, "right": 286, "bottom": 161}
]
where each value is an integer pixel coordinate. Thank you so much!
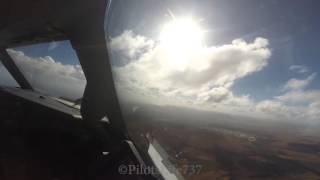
[{"left": 160, "top": 17, "right": 205, "bottom": 68}]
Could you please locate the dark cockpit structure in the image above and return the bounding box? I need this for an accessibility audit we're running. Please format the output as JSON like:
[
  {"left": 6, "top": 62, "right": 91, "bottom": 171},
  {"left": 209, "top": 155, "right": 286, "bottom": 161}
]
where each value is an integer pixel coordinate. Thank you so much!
[{"left": 0, "top": 0, "right": 158, "bottom": 179}]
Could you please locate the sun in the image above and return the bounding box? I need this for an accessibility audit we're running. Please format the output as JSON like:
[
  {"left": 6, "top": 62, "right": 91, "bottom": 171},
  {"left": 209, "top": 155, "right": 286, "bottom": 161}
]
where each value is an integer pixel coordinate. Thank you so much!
[{"left": 159, "top": 17, "right": 205, "bottom": 68}]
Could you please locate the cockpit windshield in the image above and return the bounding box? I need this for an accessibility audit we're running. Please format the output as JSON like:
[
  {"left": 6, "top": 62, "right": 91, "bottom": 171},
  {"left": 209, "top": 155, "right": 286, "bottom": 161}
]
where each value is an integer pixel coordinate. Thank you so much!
[
  {"left": 106, "top": 0, "right": 320, "bottom": 179},
  {"left": 0, "top": 61, "right": 19, "bottom": 87},
  {"left": 7, "top": 40, "right": 86, "bottom": 101}
]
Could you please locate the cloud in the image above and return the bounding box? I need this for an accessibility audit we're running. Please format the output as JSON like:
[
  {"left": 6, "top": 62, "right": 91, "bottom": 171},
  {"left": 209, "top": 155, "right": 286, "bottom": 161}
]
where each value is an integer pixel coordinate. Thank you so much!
[
  {"left": 309, "top": 102, "right": 320, "bottom": 118},
  {"left": 110, "top": 30, "right": 154, "bottom": 66},
  {"left": 289, "top": 65, "right": 309, "bottom": 74},
  {"left": 256, "top": 100, "right": 290, "bottom": 117},
  {"left": 110, "top": 31, "right": 320, "bottom": 121},
  {"left": 277, "top": 90, "right": 320, "bottom": 104},
  {"left": 48, "top": 41, "right": 58, "bottom": 51},
  {"left": 112, "top": 31, "right": 270, "bottom": 99},
  {"left": 283, "top": 73, "right": 316, "bottom": 91},
  {"left": 111, "top": 31, "right": 272, "bottom": 116},
  {"left": 274, "top": 73, "right": 320, "bottom": 121},
  {"left": 196, "top": 87, "right": 253, "bottom": 110},
  {"left": 276, "top": 91, "right": 320, "bottom": 121},
  {"left": 6, "top": 49, "right": 86, "bottom": 100},
  {"left": 197, "top": 87, "right": 231, "bottom": 103},
  {"left": 278, "top": 72, "right": 319, "bottom": 105},
  {"left": 167, "top": 38, "right": 270, "bottom": 88},
  {"left": 255, "top": 99, "right": 315, "bottom": 120}
]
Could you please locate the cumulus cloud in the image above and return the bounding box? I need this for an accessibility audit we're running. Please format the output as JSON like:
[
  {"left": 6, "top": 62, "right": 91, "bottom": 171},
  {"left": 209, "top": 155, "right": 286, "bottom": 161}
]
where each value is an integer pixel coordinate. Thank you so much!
[
  {"left": 289, "top": 65, "right": 309, "bottom": 74},
  {"left": 256, "top": 100, "right": 290, "bottom": 117},
  {"left": 283, "top": 73, "right": 316, "bottom": 91},
  {"left": 255, "top": 99, "right": 316, "bottom": 120},
  {"left": 278, "top": 72, "right": 319, "bottom": 106},
  {"left": 111, "top": 31, "right": 271, "bottom": 115},
  {"left": 6, "top": 49, "right": 86, "bottom": 100},
  {"left": 112, "top": 31, "right": 270, "bottom": 99},
  {"left": 274, "top": 73, "right": 320, "bottom": 120},
  {"left": 277, "top": 90, "right": 320, "bottom": 104},
  {"left": 109, "top": 31, "right": 320, "bottom": 121},
  {"left": 110, "top": 30, "right": 154, "bottom": 66},
  {"left": 275, "top": 95, "right": 320, "bottom": 121},
  {"left": 197, "top": 87, "right": 231, "bottom": 103},
  {"left": 196, "top": 87, "right": 253, "bottom": 111}
]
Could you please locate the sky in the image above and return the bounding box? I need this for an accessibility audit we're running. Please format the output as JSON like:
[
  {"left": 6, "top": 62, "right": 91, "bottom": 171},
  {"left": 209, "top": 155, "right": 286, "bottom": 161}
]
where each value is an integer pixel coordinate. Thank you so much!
[
  {"left": 0, "top": 41, "right": 86, "bottom": 100},
  {"left": 0, "top": 0, "right": 320, "bottom": 122}
]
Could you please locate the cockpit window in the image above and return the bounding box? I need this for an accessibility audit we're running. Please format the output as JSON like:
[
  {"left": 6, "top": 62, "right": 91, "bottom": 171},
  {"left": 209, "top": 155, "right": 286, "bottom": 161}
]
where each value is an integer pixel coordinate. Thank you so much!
[
  {"left": 106, "top": 0, "right": 320, "bottom": 179},
  {"left": 0, "top": 61, "right": 19, "bottom": 87},
  {"left": 7, "top": 40, "right": 86, "bottom": 101}
]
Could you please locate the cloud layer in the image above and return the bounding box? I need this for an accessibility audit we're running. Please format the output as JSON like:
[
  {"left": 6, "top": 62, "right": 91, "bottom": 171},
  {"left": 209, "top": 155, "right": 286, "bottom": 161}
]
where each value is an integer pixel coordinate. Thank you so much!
[
  {"left": 111, "top": 31, "right": 268, "bottom": 112},
  {"left": 6, "top": 49, "right": 86, "bottom": 100},
  {"left": 111, "top": 31, "right": 320, "bottom": 121},
  {"left": 283, "top": 73, "right": 316, "bottom": 91},
  {"left": 2, "top": 31, "right": 318, "bottom": 122},
  {"left": 113, "top": 30, "right": 270, "bottom": 103}
]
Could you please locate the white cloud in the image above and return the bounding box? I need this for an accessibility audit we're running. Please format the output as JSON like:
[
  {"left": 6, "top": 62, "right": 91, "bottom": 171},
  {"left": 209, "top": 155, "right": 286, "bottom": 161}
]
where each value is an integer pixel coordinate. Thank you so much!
[
  {"left": 255, "top": 99, "right": 315, "bottom": 120},
  {"left": 277, "top": 90, "right": 320, "bottom": 104},
  {"left": 278, "top": 73, "right": 319, "bottom": 106},
  {"left": 110, "top": 31, "right": 320, "bottom": 122},
  {"left": 112, "top": 31, "right": 270, "bottom": 100},
  {"left": 289, "top": 65, "right": 309, "bottom": 74},
  {"left": 274, "top": 74, "right": 320, "bottom": 121},
  {"left": 6, "top": 49, "right": 86, "bottom": 100},
  {"left": 256, "top": 100, "right": 290, "bottom": 117},
  {"left": 197, "top": 87, "right": 253, "bottom": 110},
  {"left": 309, "top": 102, "right": 320, "bottom": 118},
  {"left": 283, "top": 73, "right": 316, "bottom": 91},
  {"left": 197, "top": 87, "right": 231, "bottom": 103},
  {"left": 110, "top": 30, "right": 154, "bottom": 65},
  {"left": 111, "top": 31, "right": 272, "bottom": 115}
]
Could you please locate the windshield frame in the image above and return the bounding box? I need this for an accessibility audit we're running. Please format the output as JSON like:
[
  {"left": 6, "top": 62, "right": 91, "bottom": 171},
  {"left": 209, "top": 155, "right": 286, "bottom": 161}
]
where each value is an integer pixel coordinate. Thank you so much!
[
  {"left": 0, "top": 1, "right": 163, "bottom": 178},
  {"left": 0, "top": 48, "right": 33, "bottom": 89}
]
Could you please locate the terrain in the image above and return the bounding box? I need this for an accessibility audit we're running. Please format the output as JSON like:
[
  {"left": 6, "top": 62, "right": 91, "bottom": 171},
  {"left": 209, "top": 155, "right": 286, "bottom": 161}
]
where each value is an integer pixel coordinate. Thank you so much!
[{"left": 123, "top": 103, "right": 320, "bottom": 180}]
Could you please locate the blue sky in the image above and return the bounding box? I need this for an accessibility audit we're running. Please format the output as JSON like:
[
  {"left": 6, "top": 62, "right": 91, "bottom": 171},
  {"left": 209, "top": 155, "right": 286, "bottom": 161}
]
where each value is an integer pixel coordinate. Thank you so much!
[
  {"left": 13, "top": 40, "right": 79, "bottom": 65},
  {"left": 2, "top": 41, "right": 85, "bottom": 99},
  {"left": 107, "top": 0, "right": 320, "bottom": 102}
]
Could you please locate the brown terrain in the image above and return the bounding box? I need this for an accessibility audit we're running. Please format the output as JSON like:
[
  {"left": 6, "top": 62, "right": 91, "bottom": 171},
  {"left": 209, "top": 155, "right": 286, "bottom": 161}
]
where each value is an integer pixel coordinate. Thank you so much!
[{"left": 122, "top": 103, "right": 320, "bottom": 180}]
